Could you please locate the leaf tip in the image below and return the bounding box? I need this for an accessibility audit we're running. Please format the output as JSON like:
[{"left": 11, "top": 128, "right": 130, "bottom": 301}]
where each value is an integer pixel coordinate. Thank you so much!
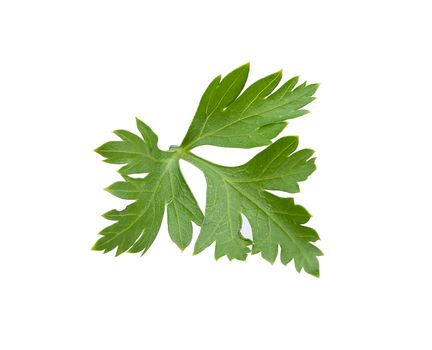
[
  {"left": 94, "top": 146, "right": 104, "bottom": 156},
  {"left": 91, "top": 243, "right": 102, "bottom": 252},
  {"left": 112, "top": 129, "right": 124, "bottom": 138},
  {"left": 310, "top": 269, "right": 320, "bottom": 278},
  {"left": 192, "top": 243, "right": 205, "bottom": 256},
  {"left": 237, "top": 62, "right": 250, "bottom": 73},
  {"left": 177, "top": 243, "right": 188, "bottom": 253},
  {"left": 135, "top": 117, "right": 145, "bottom": 127}
]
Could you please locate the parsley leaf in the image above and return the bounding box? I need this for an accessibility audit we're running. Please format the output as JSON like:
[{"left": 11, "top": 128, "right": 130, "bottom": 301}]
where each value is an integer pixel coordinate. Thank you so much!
[
  {"left": 181, "top": 63, "right": 318, "bottom": 149},
  {"left": 182, "top": 136, "right": 322, "bottom": 276},
  {"left": 95, "top": 65, "right": 322, "bottom": 277},
  {"left": 94, "top": 118, "right": 203, "bottom": 254}
]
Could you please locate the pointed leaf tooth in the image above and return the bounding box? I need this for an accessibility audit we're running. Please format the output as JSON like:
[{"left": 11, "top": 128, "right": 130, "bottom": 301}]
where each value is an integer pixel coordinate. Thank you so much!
[
  {"left": 206, "top": 63, "right": 250, "bottom": 112},
  {"left": 230, "top": 70, "right": 283, "bottom": 112},
  {"left": 270, "top": 76, "right": 300, "bottom": 100},
  {"left": 113, "top": 129, "right": 144, "bottom": 145},
  {"left": 102, "top": 209, "right": 123, "bottom": 221},
  {"left": 136, "top": 118, "right": 158, "bottom": 147}
]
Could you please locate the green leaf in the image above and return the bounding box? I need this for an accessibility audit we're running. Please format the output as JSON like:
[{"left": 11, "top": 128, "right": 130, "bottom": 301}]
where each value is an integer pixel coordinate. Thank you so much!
[
  {"left": 183, "top": 137, "right": 321, "bottom": 276},
  {"left": 94, "top": 119, "right": 203, "bottom": 255},
  {"left": 181, "top": 63, "right": 318, "bottom": 149},
  {"left": 94, "top": 65, "right": 322, "bottom": 277}
]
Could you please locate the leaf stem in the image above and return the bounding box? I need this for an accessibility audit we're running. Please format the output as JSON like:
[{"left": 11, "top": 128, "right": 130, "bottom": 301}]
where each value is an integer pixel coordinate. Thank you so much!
[{"left": 181, "top": 150, "right": 219, "bottom": 173}]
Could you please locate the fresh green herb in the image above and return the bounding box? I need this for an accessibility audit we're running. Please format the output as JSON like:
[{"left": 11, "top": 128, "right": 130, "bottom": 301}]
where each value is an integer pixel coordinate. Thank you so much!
[{"left": 94, "top": 63, "right": 322, "bottom": 276}]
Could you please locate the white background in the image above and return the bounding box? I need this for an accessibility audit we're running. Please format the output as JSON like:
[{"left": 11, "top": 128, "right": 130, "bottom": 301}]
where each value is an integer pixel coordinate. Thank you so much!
[{"left": 1, "top": 0, "right": 431, "bottom": 349}]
